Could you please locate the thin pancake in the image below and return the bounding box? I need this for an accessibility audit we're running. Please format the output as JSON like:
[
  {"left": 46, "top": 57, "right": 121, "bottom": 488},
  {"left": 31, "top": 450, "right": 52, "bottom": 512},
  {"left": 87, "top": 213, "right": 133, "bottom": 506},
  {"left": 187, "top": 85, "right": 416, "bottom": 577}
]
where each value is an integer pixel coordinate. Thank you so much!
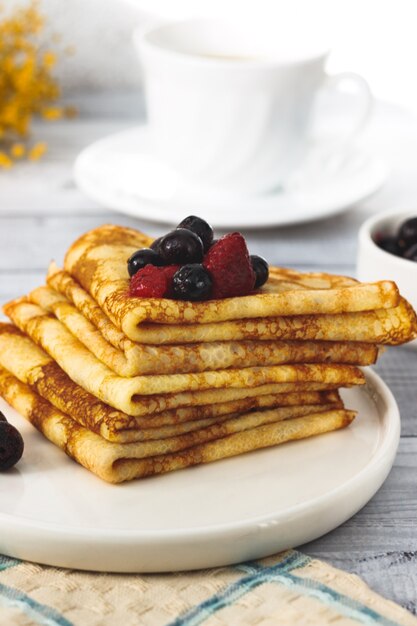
[
  {"left": 0, "top": 323, "right": 341, "bottom": 442},
  {"left": 0, "top": 323, "right": 340, "bottom": 428},
  {"left": 125, "top": 299, "right": 417, "bottom": 345},
  {"left": 35, "top": 278, "right": 378, "bottom": 376},
  {"left": 63, "top": 225, "right": 400, "bottom": 338},
  {"left": 0, "top": 366, "right": 355, "bottom": 483},
  {"left": 48, "top": 265, "right": 417, "bottom": 347},
  {"left": 4, "top": 299, "right": 365, "bottom": 414}
]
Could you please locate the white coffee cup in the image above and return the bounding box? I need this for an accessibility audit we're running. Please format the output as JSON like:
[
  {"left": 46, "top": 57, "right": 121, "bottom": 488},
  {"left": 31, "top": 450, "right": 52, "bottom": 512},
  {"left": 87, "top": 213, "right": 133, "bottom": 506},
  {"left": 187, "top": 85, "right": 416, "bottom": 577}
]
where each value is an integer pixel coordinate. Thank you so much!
[{"left": 135, "top": 19, "right": 372, "bottom": 195}]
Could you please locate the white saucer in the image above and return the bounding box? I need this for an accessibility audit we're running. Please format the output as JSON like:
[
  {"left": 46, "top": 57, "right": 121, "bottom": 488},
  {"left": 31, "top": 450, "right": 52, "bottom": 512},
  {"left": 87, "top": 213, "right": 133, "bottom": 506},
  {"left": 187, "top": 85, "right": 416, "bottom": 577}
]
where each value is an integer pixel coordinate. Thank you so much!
[
  {"left": 74, "top": 125, "right": 387, "bottom": 229},
  {"left": 0, "top": 370, "right": 399, "bottom": 573}
]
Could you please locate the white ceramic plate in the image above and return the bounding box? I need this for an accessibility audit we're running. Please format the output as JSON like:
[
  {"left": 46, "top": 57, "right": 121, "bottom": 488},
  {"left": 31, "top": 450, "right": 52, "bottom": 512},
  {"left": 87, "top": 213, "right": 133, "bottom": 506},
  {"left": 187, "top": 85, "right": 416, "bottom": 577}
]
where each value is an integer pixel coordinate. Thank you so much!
[
  {"left": 74, "top": 125, "right": 387, "bottom": 229},
  {"left": 0, "top": 369, "right": 399, "bottom": 573}
]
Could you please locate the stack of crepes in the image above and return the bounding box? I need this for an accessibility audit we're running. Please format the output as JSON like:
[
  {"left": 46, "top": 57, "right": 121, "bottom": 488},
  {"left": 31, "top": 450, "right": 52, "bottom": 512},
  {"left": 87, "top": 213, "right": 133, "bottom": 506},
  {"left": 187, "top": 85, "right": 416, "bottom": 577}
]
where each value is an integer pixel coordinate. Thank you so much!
[{"left": 0, "top": 225, "right": 416, "bottom": 483}]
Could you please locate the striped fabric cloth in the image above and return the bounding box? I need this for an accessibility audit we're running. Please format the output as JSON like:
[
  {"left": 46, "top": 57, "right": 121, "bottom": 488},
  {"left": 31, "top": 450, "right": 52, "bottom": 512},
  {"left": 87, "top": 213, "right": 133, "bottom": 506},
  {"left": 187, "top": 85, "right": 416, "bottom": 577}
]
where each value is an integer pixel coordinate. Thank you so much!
[{"left": 0, "top": 550, "right": 416, "bottom": 626}]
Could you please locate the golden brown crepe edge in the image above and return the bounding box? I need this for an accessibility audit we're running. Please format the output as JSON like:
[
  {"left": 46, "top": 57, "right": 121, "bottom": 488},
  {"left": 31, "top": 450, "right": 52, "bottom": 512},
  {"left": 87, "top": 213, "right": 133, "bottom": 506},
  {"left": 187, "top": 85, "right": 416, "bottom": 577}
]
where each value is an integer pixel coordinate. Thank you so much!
[{"left": 0, "top": 365, "right": 355, "bottom": 483}]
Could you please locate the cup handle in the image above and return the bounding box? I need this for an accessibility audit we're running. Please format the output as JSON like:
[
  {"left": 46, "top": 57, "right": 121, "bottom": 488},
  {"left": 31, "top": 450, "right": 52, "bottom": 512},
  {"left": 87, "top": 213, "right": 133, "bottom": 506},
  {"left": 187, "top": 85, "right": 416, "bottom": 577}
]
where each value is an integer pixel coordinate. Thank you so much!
[{"left": 313, "top": 72, "right": 373, "bottom": 144}]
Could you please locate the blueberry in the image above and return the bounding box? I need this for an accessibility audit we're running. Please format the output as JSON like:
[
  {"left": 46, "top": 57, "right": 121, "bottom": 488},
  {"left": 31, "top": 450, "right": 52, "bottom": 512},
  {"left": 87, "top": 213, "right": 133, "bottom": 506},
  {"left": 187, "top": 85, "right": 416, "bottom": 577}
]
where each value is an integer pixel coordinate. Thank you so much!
[
  {"left": 375, "top": 236, "right": 401, "bottom": 257},
  {"left": 158, "top": 229, "right": 204, "bottom": 265},
  {"left": 398, "top": 217, "right": 417, "bottom": 249},
  {"left": 172, "top": 264, "right": 212, "bottom": 301},
  {"left": 0, "top": 411, "right": 7, "bottom": 423},
  {"left": 250, "top": 255, "right": 269, "bottom": 288},
  {"left": 150, "top": 236, "right": 163, "bottom": 254},
  {"left": 0, "top": 421, "right": 24, "bottom": 471},
  {"left": 178, "top": 216, "right": 214, "bottom": 252},
  {"left": 127, "top": 248, "right": 164, "bottom": 277},
  {"left": 404, "top": 242, "right": 417, "bottom": 262}
]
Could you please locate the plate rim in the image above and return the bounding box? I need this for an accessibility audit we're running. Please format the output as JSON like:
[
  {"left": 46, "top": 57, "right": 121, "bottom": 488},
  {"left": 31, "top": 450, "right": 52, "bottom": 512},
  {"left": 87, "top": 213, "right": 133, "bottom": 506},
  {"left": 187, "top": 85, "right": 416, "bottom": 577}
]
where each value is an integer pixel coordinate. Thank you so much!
[
  {"left": 73, "top": 124, "right": 388, "bottom": 229},
  {"left": 0, "top": 369, "right": 400, "bottom": 542}
]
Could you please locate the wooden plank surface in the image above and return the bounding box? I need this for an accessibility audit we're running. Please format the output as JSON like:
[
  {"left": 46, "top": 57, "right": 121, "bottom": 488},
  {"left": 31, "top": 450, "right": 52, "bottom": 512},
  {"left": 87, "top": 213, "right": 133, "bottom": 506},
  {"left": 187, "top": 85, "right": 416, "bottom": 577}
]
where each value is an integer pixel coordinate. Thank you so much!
[{"left": 0, "top": 93, "right": 416, "bottom": 614}]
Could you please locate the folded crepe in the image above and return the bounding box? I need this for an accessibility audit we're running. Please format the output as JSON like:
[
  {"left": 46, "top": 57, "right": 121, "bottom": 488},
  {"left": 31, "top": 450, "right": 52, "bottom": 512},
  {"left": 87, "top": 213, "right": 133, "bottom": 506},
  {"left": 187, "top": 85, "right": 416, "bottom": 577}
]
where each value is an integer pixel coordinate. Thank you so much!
[
  {"left": 0, "top": 366, "right": 355, "bottom": 483},
  {"left": 3, "top": 301, "right": 365, "bottom": 415},
  {"left": 0, "top": 323, "right": 341, "bottom": 433},
  {"left": 2, "top": 223, "right": 413, "bottom": 484},
  {"left": 46, "top": 263, "right": 417, "bottom": 346},
  {"left": 0, "top": 323, "right": 342, "bottom": 442},
  {"left": 31, "top": 281, "right": 379, "bottom": 376},
  {"left": 47, "top": 266, "right": 417, "bottom": 347},
  {"left": 125, "top": 299, "right": 417, "bottom": 345},
  {"left": 62, "top": 225, "right": 402, "bottom": 341}
]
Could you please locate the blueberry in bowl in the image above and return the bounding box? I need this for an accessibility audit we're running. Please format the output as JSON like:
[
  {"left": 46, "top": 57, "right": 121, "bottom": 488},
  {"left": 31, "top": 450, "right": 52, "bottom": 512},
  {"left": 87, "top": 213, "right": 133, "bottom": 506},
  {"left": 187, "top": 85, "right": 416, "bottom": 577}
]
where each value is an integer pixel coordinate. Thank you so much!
[
  {"left": 374, "top": 216, "right": 417, "bottom": 261},
  {"left": 398, "top": 217, "right": 417, "bottom": 252},
  {"left": 357, "top": 211, "right": 417, "bottom": 346}
]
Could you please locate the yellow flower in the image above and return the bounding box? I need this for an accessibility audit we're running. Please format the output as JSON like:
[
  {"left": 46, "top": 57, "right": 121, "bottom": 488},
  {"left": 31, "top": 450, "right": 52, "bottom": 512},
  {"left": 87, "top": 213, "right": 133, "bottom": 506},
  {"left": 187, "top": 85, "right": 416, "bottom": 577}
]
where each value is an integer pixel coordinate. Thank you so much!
[
  {"left": 0, "top": 152, "right": 13, "bottom": 169},
  {"left": 11, "top": 143, "right": 26, "bottom": 158},
  {"left": 0, "top": 1, "right": 74, "bottom": 165},
  {"left": 41, "top": 107, "right": 63, "bottom": 121},
  {"left": 43, "top": 51, "right": 56, "bottom": 68},
  {"left": 28, "top": 142, "right": 47, "bottom": 161}
]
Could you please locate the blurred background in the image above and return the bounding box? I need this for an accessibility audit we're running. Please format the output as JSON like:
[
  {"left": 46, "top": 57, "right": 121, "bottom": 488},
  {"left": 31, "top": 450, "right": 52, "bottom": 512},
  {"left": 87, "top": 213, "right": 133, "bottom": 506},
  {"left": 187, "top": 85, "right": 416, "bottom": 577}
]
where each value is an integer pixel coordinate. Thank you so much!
[{"left": 7, "top": 0, "right": 417, "bottom": 112}]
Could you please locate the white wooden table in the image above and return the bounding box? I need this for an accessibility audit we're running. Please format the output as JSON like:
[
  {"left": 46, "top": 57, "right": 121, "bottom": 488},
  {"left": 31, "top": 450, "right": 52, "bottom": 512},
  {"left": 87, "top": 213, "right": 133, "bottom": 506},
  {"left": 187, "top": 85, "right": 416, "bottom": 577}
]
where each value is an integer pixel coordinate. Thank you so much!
[{"left": 1, "top": 92, "right": 416, "bottom": 612}]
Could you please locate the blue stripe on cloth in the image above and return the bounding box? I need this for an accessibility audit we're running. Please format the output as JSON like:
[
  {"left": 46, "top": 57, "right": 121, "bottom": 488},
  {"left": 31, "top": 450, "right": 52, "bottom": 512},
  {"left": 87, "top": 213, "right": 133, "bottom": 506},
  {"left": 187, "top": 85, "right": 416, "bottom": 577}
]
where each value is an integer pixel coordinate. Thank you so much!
[
  {"left": 0, "top": 555, "right": 20, "bottom": 572},
  {"left": 279, "top": 572, "right": 404, "bottom": 626},
  {"left": 166, "top": 550, "right": 404, "bottom": 626},
  {"left": 0, "top": 582, "right": 74, "bottom": 626},
  {"left": 166, "top": 552, "right": 309, "bottom": 626},
  {"left": 234, "top": 550, "right": 308, "bottom": 575}
]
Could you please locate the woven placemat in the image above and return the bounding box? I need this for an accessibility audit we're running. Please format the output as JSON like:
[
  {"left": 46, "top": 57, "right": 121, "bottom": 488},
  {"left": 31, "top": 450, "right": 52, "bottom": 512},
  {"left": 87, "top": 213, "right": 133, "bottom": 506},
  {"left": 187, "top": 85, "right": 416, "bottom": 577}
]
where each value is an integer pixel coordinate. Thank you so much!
[{"left": 0, "top": 550, "right": 416, "bottom": 626}]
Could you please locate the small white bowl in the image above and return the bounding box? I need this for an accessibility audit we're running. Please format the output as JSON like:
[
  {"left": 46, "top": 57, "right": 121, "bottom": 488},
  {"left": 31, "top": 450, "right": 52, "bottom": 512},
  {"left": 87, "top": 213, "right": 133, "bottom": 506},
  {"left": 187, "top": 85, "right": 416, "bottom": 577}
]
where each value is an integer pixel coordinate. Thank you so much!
[{"left": 357, "top": 210, "right": 417, "bottom": 347}]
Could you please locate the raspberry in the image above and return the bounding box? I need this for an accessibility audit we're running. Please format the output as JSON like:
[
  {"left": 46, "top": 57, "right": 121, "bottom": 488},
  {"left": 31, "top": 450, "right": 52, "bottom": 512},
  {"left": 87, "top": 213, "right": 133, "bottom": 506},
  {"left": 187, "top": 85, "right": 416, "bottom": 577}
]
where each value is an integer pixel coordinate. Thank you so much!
[
  {"left": 129, "top": 264, "right": 179, "bottom": 298},
  {"left": 161, "top": 265, "right": 180, "bottom": 297},
  {"left": 203, "top": 232, "right": 256, "bottom": 299}
]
